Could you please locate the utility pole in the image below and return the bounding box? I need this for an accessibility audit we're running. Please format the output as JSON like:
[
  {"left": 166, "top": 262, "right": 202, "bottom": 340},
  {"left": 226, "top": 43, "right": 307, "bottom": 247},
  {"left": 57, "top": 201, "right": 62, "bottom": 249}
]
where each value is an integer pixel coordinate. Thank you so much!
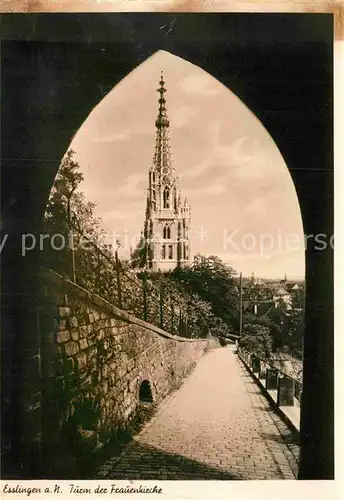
[{"left": 239, "top": 272, "right": 243, "bottom": 338}]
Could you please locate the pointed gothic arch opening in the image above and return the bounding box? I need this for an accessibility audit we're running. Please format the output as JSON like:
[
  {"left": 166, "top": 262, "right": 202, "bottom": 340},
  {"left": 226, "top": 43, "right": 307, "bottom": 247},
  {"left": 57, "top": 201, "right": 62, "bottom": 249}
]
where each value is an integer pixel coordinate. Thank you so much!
[
  {"left": 163, "top": 186, "right": 170, "bottom": 209},
  {"left": 48, "top": 46, "right": 306, "bottom": 399},
  {"left": 53, "top": 48, "right": 309, "bottom": 461},
  {"left": 163, "top": 224, "right": 171, "bottom": 239}
]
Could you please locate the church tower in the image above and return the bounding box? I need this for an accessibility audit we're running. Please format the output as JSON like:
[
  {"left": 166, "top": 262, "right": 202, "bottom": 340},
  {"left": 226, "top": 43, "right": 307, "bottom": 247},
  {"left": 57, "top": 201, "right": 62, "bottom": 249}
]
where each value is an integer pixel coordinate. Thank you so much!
[{"left": 141, "top": 72, "right": 191, "bottom": 272}]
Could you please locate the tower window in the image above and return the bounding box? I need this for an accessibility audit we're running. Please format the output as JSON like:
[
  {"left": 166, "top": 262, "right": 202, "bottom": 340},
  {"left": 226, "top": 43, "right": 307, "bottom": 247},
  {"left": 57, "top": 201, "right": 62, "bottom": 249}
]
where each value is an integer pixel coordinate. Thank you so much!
[
  {"left": 168, "top": 245, "right": 173, "bottom": 259},
  {"left": 163, "top": 187, "right": 170, "bottom": 208},
  {"left": 163, "top": 225, "right": 171, "bottom": 239},
  {"left": 161, "top": 244, "right": 166, "bottom": 259}
]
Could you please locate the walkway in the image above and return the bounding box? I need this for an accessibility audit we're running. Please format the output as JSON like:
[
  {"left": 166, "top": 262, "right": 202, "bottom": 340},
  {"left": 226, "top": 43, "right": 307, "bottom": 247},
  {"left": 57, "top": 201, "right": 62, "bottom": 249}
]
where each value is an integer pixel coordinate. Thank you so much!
[{"left": 97, "top": 346, "right": 299, "bottom": 480}]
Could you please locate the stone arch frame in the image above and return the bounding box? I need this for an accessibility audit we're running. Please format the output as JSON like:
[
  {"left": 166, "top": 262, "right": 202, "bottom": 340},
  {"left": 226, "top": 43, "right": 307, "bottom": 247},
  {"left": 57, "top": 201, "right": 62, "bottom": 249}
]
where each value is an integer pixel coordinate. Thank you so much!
[{"left": 1, "top": 13, "right": 333, "bottom": 479}]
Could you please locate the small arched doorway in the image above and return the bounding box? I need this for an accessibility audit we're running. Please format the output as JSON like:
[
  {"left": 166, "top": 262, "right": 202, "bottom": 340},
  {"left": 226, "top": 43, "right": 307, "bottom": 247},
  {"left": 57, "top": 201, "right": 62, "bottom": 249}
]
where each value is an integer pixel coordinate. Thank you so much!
[{"left": 139, "top": 380, "right": 154, "bottom": 403}]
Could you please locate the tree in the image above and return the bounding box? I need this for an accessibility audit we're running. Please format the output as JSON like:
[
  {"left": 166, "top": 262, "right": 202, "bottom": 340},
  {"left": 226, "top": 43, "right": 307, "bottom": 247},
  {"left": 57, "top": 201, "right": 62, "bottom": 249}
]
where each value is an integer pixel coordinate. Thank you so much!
[
  {"left": 239, "top": 323, "right": 273, "bottom": 360},
  {"left": 44, "top": 150, "right": 117, "bottom": 297},
  {"left": 171, "top": 254, "right": 239, "bottom": 330},
  {"left": 283, "top": 308, "right": 304, "bottom": 359},
  {"left": 45, "top": 151, "right": 106, "bottom": 245},
  {"left": 241, "top": 298, "right": 304, "bottom": 359},
  {"left": 291, "top": 287, "right": 304, "bottom": 310},
  {"left": 43, "top": 150, "right": 82, "bottom": 273}
]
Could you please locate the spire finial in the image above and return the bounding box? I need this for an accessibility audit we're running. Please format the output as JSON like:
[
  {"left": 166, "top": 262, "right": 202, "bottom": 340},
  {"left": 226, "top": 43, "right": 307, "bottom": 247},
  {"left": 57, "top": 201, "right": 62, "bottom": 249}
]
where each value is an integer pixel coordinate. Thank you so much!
[{"left": 156, "top": 71, "right": 169, "bottom": 129}]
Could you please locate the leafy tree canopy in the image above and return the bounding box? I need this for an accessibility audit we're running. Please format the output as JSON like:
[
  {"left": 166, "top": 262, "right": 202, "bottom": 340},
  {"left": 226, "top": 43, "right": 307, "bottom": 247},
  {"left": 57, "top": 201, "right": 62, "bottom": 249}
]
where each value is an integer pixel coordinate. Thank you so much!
[
  {"left": 171, "top": 254, "right": 239, "bottom": 330},
  {"left": 239, "top": 323, "right": 273, "bottom": 360}
]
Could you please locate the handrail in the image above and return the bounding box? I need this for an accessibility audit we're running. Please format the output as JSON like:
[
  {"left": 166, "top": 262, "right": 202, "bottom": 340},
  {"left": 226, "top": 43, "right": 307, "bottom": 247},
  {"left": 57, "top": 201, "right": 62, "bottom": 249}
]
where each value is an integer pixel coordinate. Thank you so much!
[
  {"left": 237, "top": 346, "right": 302, "bottom": 427},
  {"left": 238, "top": 347, "right": 302, "bottom": 382},
  {"left": 42, "top": 220, "right": 208, "bottom": 339}
]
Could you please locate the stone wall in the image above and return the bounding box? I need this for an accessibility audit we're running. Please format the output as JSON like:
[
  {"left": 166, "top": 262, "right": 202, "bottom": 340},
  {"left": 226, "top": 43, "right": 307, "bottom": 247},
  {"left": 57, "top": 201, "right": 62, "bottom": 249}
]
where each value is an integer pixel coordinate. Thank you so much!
[{"left": 40, "top": 270, "right": 217, "bottom": 462}]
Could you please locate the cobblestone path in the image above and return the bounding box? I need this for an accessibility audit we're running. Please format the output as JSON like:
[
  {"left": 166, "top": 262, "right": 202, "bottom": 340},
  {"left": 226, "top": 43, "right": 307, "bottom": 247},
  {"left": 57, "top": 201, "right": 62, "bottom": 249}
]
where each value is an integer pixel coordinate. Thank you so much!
[{"left": 97, "top": 346, "right": 299, "bottom": 480}]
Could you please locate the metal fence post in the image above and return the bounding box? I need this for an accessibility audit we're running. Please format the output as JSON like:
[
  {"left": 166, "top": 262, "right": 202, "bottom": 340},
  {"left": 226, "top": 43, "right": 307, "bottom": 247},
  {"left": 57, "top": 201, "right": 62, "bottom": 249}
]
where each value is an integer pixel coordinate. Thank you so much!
[
  {"left": 95, "top": 252, "right": 101, "bottom": 291},
  {"left": 143, "top": 272, "right": 148, "bottom": 321},
  {"left": 277, "top": 375, "right": 295, "bottom": 407},
  {"left": 266, "top": 368, "right": 279, "bottom": 390},
  {"left": 159, "top": 283, "right": 164, "bottom": 329},
  {"left": 115, "top": 250, "right": 122, "bottom": 308},
  {"left": 171, "top": 304, "right": 174, "bottom": 335}
]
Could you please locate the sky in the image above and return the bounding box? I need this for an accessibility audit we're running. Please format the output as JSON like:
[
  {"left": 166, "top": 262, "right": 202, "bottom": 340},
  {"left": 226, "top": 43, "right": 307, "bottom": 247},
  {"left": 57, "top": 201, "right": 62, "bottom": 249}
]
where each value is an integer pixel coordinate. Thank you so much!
[{"left": 70, "top": 50, "right": 305, "bottom": 279}]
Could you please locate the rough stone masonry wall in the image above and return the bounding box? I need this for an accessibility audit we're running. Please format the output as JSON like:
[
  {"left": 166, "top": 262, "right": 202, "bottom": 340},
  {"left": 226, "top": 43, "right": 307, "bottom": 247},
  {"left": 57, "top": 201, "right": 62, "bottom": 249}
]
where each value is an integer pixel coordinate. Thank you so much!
[{"left": 40, "top": 271, "right": 217, "bottom": 455}]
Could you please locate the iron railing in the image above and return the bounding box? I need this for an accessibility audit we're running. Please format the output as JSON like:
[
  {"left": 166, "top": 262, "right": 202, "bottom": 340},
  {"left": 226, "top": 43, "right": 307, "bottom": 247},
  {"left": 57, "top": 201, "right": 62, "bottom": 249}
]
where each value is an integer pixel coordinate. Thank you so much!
[
  {"left": 238, "top": 347, "right": 302, "bottom": 407},
  {"left": 42, "top": 222, "right": 204, "bottom": 339}
]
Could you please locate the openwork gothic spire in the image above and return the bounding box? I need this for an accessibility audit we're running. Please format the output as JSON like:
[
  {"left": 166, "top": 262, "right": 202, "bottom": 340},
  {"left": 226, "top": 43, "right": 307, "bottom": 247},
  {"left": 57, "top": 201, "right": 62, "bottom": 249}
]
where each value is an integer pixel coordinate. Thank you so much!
[
  {"left": 153, "top": 71, "right": 172, "bottom": 175},
  {"left": 129, "top": 73, "right": 191, "bottom": 272}
]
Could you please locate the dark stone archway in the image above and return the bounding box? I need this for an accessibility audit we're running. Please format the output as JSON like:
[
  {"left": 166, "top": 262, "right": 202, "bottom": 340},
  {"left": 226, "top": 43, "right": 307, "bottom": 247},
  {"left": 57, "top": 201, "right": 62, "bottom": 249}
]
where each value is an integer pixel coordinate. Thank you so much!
[{"left": 1, "top": 13, "right": 333, "bottom": 479}]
